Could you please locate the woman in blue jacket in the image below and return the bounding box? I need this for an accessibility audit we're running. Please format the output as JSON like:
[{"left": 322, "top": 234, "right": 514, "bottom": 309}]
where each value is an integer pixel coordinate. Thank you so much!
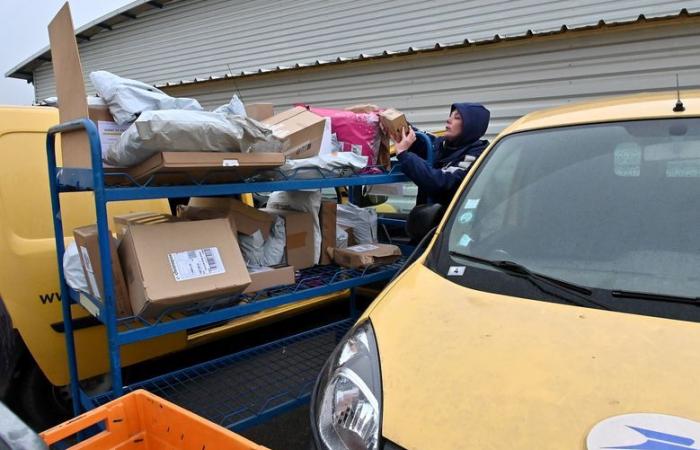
[{"left": 395, "top": 103, "right": 490, "bottom": 207}]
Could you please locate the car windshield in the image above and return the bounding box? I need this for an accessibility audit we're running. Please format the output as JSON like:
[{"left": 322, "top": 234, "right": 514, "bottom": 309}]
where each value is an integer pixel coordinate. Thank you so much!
[{"left": 439, "top": 118, "right": 700, "bottom": 301}]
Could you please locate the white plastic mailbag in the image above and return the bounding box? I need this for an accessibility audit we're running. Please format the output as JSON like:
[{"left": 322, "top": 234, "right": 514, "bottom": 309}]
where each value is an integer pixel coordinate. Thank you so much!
[
  {"left": 90, "top": 71, "right": 203, "bottom": 125},
  {"left": 104, "top": 109, "right": 284, "bottom": 166}
]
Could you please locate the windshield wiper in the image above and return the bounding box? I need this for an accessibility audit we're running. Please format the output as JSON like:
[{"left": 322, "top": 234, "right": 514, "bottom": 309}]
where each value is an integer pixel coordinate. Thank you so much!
[
  {"left": 448, "top": 250, "right": 609, "bottom": 310},
  {"left": 611, "top": 290, "right": 700, "bottom": 306}
]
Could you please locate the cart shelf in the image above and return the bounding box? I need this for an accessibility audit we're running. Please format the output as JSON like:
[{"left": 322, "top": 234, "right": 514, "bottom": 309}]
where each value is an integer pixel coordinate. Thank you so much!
[
  {"left": 47, "top": 117, "right": 414, "bottom": 425},
  {"left": 88, "top": 319, "right": 354, "bottom": 432},
  {"left": 73, "top": 259, "right": 405, "bottom": 346}
]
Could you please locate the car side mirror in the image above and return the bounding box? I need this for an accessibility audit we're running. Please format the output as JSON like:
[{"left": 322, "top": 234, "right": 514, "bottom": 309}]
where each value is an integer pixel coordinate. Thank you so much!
[{"left": 406, "top": 203, "right": 445, "bottom": 241}]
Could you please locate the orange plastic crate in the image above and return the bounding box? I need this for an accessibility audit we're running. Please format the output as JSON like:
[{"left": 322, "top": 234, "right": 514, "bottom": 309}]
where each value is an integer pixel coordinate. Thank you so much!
[{"left": 40, "top": 390, "right": 268, "bottom": 450}]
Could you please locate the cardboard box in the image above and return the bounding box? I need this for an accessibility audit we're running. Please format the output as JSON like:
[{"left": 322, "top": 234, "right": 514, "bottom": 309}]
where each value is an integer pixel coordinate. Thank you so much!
[
  {"left": 319, "top": 200, "right": 337, "bottom": 265},
  {"left": 246, "top": 103, "right": 275, "bottom": 121},
  {"left": 188, "top": 197, "right": 273, "bottom": 239},
  {"left": 329, "top": 243, "right": 402, "bottom": 269},
  {"left": 114, "top": 212, "right": 175, "bottom": 240},
  {"left": 73, "top": 225, "right": 132, "bottom": 318},
  {"left": 379, "top": 109, "right": 409, "bottom": 140},
  {"left": 127, "top": 151, "right": 285, "bottom": 184},
  {"left": 118, "top": 219, "right": 251, "bottom": 318},
  {"left": 244, "top": 266, "right": 296, "bottom": 294},
  {"left": 49, "top": 4, "right": 113, "bottom": 168},
  {"left": 175, "top": 205, "right": 240, "bottom": 234},
  {"left": 261, "top": 208, "right": 316, "bottom": 269},
  {"left": 263, "top": 107, "right": 325, "bottom": 159}
]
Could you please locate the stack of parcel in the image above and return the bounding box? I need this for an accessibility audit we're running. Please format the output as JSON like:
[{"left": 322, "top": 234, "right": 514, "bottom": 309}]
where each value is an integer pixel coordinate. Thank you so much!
[
  {"left": 62, "top": 81, "right": 408, "bottom": 319},
  {"left": 50, "top": 3, "right": 411, "bottom": 321}
]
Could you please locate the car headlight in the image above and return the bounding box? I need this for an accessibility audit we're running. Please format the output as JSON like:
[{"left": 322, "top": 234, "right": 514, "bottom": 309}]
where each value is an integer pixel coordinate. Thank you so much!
[{"left": 313, "top": 320, "right": 382, "bottom": 450}]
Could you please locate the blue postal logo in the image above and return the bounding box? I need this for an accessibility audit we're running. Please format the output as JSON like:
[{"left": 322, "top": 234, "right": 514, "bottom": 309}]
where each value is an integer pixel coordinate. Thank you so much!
[{"left": 588, "top": 414, "right": 700, "bottom": 450}]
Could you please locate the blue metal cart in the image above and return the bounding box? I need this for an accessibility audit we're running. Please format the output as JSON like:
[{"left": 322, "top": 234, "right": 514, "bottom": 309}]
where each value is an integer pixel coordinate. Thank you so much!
[{"left": 46, "top": 118, "right": 419, "bottom": 431}]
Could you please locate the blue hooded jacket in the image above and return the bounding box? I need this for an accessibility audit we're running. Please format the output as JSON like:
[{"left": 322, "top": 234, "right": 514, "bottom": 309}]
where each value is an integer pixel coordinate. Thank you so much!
[{"left": 397, "top": 103, "right": 490, "bottom": 206}]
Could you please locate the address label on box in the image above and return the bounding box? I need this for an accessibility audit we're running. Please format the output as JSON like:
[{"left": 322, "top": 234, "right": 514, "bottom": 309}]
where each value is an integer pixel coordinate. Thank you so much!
[
  {"left": 97, "top": 121, "right": 129, "bottom": 157},
  {"left": 168, "top": 247, "right": 225, "bottom": 281}
]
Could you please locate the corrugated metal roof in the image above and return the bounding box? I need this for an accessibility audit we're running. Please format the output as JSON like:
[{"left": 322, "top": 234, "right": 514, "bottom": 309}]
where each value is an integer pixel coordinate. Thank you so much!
[
  {"left": 11, "top": 0, "right": 700, "bottom": 91},
  {"left": 5, "top": 0, "right": 176, "bottom": 81}
]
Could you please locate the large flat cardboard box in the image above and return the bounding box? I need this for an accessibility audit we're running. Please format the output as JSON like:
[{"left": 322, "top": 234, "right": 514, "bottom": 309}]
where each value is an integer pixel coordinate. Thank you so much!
[
  {"left": 48, "top": 4, "right": 127, "bottom": 169},
  {"left": 119, "top": 219, "right": 251, "bottom": 318},
  {"left": 127, "top": 152, "right": 285, "bottom": 184},
  {"left": 319, "top": 200, "right": 337, "bottom": 265},
  {"left": 329, "top": 243, "right": 402, "bottom": 269},
  {"left": 244, "top": 266, "right": 296, "bottom": 294},
  {"left": 263, "top": 107, "right": 325, "bottom": 159},
  {"left": 73, "top": 225, "right": 132, "bottom": 318},
  {"left": 114, "top": 212, "right": 175, "bottom": 239},
  {"left": 188, "top": 197, "right": 273, "bottom": 239},
  {"left": 379, "top": 109, "right": 409, "bottom": 140},
  {"left": 261, "top": 208, "right": 315, "bottom": 269},
  {"left": 246, "top": 103, "right": 274, "bottom": 121}
]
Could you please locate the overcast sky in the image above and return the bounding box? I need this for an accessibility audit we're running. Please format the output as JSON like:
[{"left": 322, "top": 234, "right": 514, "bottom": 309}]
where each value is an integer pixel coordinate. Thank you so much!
[{"left": 0, "top": 0, "right": 131, "bottom": 105}]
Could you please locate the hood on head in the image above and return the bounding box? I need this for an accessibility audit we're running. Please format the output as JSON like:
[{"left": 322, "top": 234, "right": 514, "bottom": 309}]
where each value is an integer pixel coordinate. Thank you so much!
[{"left": 449, "top": 102, "right": 490, "bottom": 147}]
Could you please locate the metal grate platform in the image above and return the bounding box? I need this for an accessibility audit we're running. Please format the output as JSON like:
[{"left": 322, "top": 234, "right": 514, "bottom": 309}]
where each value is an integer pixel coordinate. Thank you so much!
[
  {"left": 90, "top": 319, "right": 352, "bottom": 431},
  {"left": 74, "top": 259, "right": 405, "bottom": 345}
]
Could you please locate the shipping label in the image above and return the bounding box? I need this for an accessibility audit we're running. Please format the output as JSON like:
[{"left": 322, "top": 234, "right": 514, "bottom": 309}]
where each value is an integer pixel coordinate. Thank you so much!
[
  {"left": 168, "top": 247, "right": 225, "bottom": 282},
  {"left": 97, "top": 121, "right": 129, "bottom": 158}
]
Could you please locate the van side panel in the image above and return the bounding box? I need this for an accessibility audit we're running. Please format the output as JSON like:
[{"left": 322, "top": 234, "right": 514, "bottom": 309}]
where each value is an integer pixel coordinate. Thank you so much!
[{"left": 0, "top": 107, "right": 185, "bottom": 386}]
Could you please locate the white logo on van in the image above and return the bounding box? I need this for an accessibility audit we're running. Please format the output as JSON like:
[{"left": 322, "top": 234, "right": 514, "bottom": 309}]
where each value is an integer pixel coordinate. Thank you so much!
[{"left": 587, "top": 414, "right": 700, "bottom": 450}]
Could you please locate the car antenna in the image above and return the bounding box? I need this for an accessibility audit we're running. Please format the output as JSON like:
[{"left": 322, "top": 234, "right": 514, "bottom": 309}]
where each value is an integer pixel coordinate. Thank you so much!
[{"left": 673, "top": 74, "right": 685, "bottom": 112}]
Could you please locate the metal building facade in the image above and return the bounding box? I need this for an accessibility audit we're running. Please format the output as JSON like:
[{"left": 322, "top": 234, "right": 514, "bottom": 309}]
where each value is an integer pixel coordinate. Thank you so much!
[{"left": 9, "top": 0, "right": 700, "bottom": 134}]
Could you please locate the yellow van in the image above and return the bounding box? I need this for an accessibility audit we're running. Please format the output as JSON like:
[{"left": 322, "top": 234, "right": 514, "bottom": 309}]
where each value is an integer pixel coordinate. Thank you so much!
[{"left": 311, "top": 91, "right": 700, "bottom": 449}]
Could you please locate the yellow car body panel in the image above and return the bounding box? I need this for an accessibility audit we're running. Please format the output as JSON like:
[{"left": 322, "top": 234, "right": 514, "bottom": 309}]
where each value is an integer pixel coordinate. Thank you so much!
[
  {"left": 370, "top": 261, "right": 700, "bottom": 450},
  {"left": 362, "top": 91, "right": 700, "bottom": 449},
  {"left": 0, "top": 106, "right": 342, "bottom": 386}
]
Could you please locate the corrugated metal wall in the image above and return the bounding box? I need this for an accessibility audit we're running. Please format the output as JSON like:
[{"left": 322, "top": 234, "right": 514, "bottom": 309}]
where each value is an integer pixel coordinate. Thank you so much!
[
  {"left": 32, "top": 0, "right": 700, "bottom": 100},
  {"left": 162, "top": 20, "right": 700, "bottom": 137}
]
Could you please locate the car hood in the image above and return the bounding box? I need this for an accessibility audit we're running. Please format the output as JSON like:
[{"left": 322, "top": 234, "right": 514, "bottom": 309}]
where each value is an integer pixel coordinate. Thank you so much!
[{"left": 369, "top": 262, "right": 700, "bottom": 450}]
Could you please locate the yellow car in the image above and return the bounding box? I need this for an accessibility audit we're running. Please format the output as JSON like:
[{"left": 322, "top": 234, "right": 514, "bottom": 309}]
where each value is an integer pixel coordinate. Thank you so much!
[{"left": 311, "top": 91, "right": 700, "bottom": 449}]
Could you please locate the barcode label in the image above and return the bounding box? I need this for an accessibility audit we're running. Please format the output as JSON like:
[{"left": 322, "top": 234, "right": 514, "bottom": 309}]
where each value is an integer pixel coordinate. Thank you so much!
[
  {"left": 168, "top": 247, "right": 225, "bottom": 282},
  {"left": 222, "top": 159, "right": 239, "bottom": 167}
]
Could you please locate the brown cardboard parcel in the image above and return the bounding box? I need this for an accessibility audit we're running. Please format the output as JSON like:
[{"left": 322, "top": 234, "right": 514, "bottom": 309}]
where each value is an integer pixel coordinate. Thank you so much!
[
  {"left": 127, "top": 152, "right": 285, "bottom": 184},
  {"left": 244, "top": 266, "right": 296, "bottom": 293},
  {"left": 176, "top": 205, "right": 239, "bottom": 236},
  {"left": 48, "top": 4, "right": 128, "bottom": 168},
  {"left": 379, "top": 109, "right": 409, "bottom": 139},
  {"left": 114, "top": 212, "right": 175, "bottom": 239},
  {"left": 329, "top": 243, "right": 402, "bottom": 269},
  {"left": 261, "top": 208, "right": 315, "bottom": 269},
  {"left": 119, "top": 219, "right": 251, "bottom": 318},
  {"left": 263, "top": 107, "right": 325, "bottom": 159},
  {"left": 73, "top": 225, "right": 132, "bottom": 318},
  {"left": 246, "top": 103, "right": 275, "bottom": 121},
  {"left": 319, "top": 200, "right": 337, "bottom": 265},
  {"left": 188, "top": 197, "right": 273, "bottom": 239}
]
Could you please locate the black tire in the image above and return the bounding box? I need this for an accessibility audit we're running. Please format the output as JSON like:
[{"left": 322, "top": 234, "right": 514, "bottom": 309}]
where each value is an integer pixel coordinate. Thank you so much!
[{"left": 5, "top": 360, "right": 71, "bottom": 432}]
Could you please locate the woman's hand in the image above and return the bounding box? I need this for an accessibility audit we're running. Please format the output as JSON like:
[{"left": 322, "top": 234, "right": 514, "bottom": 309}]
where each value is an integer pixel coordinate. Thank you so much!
[{"left": 395, "top": 127, "right": 416, "bottom": 154}]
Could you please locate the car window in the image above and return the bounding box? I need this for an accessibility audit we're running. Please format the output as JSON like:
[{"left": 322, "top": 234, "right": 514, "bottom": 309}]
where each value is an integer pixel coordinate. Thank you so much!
[{"left": 434, "top": 118, "right": 700, "bottom": 303}]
